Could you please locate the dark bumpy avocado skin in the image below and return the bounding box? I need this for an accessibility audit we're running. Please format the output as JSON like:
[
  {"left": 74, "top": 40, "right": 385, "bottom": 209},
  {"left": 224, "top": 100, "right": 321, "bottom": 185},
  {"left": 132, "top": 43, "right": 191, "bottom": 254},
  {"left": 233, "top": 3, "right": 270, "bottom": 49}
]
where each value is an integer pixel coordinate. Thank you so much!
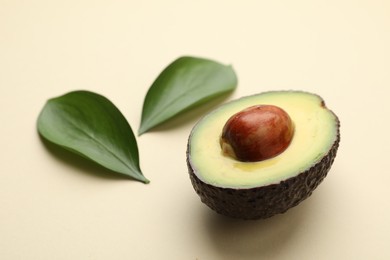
[{"left": 187, "top": 121, "right": 340, "bottom": 220}]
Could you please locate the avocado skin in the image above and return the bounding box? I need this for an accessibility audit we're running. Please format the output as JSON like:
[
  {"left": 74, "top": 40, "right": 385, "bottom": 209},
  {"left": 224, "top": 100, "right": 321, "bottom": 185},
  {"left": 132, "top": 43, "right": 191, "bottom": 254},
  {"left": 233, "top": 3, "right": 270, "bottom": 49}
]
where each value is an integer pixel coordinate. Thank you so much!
[{"left": 187, "top": 122, "right": 340, "bottom": 220}]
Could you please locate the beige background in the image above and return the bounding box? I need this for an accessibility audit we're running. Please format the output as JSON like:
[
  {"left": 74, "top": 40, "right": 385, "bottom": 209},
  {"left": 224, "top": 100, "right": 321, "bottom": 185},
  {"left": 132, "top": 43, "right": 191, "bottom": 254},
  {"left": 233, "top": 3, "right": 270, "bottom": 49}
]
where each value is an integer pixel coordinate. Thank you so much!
[{"left": 1, "top": 0, "right": 389, "bottom": 259}]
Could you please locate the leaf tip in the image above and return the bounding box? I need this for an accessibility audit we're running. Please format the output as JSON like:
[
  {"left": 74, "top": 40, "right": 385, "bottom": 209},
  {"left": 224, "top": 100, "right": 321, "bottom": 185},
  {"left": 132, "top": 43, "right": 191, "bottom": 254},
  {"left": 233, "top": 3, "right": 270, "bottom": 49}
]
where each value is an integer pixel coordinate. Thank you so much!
[
  {"left": 138, "top": 128, "right": 146, "bottom": 136},
  {"left": 138, "top": 123, "right": 150, "bottom": 136},
  {"left": 139, "top": 175, "right": 150, "bottom": 184}
]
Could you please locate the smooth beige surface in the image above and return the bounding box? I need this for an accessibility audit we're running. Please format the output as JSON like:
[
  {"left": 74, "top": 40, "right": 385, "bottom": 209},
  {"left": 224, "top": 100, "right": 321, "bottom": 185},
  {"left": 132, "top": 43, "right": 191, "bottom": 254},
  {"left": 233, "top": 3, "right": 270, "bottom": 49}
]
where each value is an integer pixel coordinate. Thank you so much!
[{"left": 1, "top": 1, "right": 389, "bottom": 259}]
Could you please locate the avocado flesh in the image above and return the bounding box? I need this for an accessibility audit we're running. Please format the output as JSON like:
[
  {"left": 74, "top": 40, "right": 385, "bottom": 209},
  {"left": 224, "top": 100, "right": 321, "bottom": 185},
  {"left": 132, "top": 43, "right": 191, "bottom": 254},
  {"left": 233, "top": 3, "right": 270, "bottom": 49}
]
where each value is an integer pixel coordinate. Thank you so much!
[{"left": 187, "top": 91, "right": 340, "bottom": 219}]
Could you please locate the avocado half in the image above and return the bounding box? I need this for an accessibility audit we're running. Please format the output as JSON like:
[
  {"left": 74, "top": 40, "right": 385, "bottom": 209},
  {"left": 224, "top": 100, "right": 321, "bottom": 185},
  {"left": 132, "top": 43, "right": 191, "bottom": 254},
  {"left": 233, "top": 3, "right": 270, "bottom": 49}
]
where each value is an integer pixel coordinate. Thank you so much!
[{"left": 186, "top": 91, "right": 340, "bottom": 220}]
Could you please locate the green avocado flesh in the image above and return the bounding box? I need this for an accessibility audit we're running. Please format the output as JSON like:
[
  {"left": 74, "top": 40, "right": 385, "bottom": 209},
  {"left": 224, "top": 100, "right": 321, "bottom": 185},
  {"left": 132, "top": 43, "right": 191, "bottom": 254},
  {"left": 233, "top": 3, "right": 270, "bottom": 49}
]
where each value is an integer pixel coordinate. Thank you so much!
[{"left": 187, "top": 90, "right": 340, "bottom": 219}]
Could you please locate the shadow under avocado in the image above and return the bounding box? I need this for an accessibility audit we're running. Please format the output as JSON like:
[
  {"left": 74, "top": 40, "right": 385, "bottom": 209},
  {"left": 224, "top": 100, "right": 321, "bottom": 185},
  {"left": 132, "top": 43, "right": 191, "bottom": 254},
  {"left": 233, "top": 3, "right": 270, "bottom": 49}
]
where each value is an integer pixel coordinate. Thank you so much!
[
  {"left": 201, "top": 198, "right": 313, "bottom": 260},
  {"left": 38, "top": 134, "right": 137, "bottom": 181},
  {"left": 142, "top": 92, "right": 234, "bottom": 134}
]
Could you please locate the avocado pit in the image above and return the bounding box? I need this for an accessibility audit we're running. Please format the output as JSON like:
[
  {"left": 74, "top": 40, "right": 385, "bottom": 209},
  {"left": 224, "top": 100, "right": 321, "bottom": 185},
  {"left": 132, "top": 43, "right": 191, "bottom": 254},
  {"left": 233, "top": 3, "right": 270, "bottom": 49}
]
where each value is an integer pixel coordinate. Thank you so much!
[{"left": 220, "top": 105, "right": 294, "bottom": 162}]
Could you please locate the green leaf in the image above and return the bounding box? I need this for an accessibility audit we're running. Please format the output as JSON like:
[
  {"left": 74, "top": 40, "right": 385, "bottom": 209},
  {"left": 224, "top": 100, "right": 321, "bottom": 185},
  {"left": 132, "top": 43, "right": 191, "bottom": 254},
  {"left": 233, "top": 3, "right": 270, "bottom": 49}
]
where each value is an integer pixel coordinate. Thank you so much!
[
  {"left": 37, "top": 90, "right": 149, "bottom": 183},
  {"left": 139, "top": 56, "right": 238, "bottom": 135}
]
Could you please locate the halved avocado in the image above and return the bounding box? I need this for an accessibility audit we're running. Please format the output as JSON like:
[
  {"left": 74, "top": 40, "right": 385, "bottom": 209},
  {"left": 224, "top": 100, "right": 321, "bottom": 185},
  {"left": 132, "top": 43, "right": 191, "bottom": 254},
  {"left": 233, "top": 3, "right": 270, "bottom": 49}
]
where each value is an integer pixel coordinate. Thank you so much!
[{"left": 186, "top": 91, "right": 340, "bottom": 219}]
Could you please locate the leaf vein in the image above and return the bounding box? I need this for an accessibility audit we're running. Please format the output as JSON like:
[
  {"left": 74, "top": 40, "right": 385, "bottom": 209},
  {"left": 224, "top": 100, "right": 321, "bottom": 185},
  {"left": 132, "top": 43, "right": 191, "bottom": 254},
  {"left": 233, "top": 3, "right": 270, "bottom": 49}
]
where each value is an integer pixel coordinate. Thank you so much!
[{"left": 64, "top": 117, "right": 139, "bottom": 174}]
